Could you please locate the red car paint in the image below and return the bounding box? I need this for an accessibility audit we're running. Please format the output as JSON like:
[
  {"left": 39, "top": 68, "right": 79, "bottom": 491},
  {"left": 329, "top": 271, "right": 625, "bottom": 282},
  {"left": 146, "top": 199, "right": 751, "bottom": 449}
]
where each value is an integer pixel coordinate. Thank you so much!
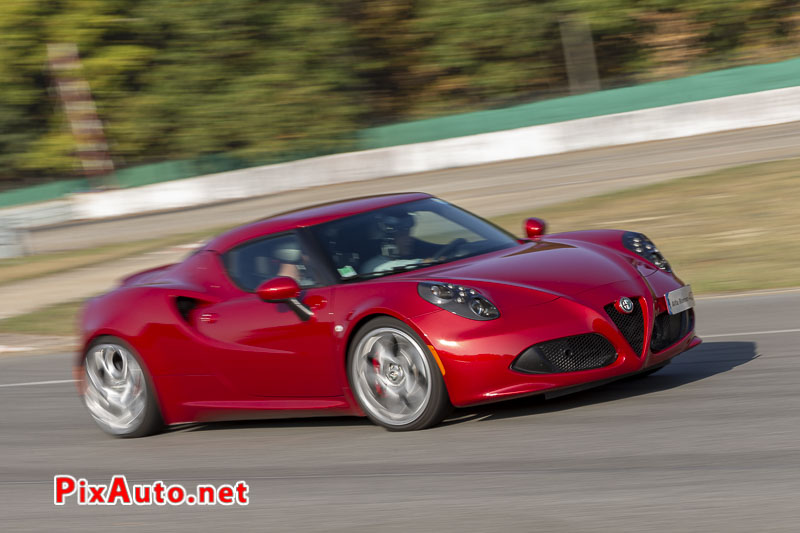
[{"left": 76, "top": 193, "right": 700, "bottom": 425}]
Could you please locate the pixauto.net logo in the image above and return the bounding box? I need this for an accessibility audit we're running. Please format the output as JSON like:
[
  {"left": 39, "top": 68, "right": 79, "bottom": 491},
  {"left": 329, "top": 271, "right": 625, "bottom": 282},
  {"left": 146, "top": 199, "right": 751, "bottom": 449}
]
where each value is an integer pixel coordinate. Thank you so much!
[{"left": 54, "top": 475, "right": 249, "bottom": 506}]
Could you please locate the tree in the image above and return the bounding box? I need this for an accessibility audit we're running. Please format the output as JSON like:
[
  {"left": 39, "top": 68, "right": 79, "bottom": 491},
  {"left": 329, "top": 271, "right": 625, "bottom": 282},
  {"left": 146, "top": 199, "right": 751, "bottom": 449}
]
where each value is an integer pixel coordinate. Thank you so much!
[
  {"left": 0, "top": 0, "right": 796, "bottom": 188},
  {"left": 407, "top": 0, "right": 563, "bottom": 117}
]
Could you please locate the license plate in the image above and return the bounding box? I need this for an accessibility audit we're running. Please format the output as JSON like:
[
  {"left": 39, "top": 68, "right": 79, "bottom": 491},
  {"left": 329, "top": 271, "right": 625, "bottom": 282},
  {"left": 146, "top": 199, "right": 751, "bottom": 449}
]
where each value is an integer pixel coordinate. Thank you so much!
[{"left": 665, "top": 285, "right": 694, "bottom": 315}]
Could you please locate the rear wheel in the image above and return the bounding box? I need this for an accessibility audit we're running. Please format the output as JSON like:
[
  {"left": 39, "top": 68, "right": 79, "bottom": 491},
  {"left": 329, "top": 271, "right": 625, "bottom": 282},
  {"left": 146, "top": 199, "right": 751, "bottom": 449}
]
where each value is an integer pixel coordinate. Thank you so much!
[
  {"left": 348, "top": 317, "right": 451, "bottom": 431},
  {"left": 82, "top": 336, "right": 163, "bottom": 438}
]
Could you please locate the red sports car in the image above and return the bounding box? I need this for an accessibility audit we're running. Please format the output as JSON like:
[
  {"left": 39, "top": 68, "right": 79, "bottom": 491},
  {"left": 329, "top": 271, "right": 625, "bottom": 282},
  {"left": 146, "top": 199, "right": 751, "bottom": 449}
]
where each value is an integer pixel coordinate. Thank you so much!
[{"left": 76, "top": 192, "right": 700, "bottom": 437}]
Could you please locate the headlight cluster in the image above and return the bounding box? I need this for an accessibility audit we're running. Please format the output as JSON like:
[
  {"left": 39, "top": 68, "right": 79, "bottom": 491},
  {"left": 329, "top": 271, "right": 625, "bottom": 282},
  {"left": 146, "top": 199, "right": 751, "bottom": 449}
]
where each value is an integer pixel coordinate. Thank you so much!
[
  {"left": 622, "top": 232, "right": 671, "bottom": 272},
  {"left": 417, "top": 282, "right": 500, "bottom": 320}
]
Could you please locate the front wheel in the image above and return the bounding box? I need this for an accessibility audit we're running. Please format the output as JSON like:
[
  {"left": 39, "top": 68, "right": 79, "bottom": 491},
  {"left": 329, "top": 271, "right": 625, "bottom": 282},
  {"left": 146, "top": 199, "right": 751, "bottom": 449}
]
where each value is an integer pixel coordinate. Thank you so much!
[
  {"left": 82, "top": 336, "right": 163, "bottom": 438},
  {"left": 348, "top": 317, "right": 451, "bottom": 431}
]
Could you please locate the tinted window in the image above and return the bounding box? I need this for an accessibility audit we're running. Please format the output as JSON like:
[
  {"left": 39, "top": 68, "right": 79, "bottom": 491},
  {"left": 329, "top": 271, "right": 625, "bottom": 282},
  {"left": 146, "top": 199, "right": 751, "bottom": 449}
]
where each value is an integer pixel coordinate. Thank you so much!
[
  {"left": 411, "top": 210, "right": 483, "bottom": 244},
  {"left": 309, "top": 198, "right": 518, "bottom": 280},
  {"left": 223, "top": 233, "right": 317, "bottom": 291}
]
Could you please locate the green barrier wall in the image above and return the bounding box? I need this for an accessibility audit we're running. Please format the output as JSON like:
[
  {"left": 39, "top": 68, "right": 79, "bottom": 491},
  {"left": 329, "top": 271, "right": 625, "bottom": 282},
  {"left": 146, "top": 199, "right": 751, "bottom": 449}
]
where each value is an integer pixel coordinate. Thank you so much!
[
  {"left": 357, "top": 57, "right": 800, "bottom": 149},
  {"left": 111, "top": 154, "right": 248, "bottom": 189},
  {"left": 2, "top": 56, "right": 798, "bottom": 209},
  {"left": 0, "top": 178, "right": 89, "bottom": 209}
]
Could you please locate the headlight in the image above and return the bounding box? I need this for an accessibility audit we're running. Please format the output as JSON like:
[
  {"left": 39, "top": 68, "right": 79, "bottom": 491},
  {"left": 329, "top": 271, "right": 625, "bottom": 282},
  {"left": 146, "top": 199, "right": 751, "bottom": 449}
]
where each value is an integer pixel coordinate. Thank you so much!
[
  {"left": 417, "top": 282, "right": 500, "bottom": 320},
  {"left": 622, "top": 232, "right": 671, "bottom": 272}
]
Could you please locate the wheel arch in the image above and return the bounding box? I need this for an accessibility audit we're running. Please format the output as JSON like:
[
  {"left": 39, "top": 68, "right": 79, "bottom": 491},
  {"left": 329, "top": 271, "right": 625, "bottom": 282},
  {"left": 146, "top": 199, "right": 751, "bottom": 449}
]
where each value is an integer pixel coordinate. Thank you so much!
[
  {"left": 343, "top": 312, "right": 394, "bottom": 372},
  {"left": 343, "top": 311, "right": 437, "bottom": 372}
]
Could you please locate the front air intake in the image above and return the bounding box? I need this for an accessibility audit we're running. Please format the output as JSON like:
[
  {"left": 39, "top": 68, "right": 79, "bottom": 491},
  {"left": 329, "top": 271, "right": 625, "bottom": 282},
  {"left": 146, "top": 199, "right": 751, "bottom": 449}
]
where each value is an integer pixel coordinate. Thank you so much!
[
  {"left": 604, "top": 298, "right": 645, "bottom": 356},
  {"left": 651, "top": 309, "right": 694, "bottom": 352},
  {"left": 512, "top": 333, "right": 618, "bottom": 374}
]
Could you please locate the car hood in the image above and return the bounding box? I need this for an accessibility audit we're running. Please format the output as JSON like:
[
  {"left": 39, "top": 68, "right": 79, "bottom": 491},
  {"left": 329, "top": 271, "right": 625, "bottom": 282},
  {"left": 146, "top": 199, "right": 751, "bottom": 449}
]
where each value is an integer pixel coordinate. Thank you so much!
[{"left": 410, "top": 240, "right": 637, "bottom": 299}]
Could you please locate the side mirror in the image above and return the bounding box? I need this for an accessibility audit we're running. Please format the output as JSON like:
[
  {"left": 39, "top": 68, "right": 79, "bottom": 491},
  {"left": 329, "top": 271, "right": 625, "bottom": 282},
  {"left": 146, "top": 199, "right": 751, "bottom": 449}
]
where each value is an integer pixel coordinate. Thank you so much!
[
  {"left": 255, "top": 277, "right": 313, "bottom": 321},
  {"left": 256, "top": 276, "right": 300, "bottom": 302},
  {"left": 524, "top": 217, "right": 547, "bottom": 239}
]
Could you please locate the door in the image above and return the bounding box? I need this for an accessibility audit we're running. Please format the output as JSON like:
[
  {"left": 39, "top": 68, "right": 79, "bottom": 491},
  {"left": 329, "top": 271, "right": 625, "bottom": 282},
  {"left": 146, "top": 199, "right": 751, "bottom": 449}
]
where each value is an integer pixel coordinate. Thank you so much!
[{"left": 195, "top": 232, "right": 341, "bottom": 397}]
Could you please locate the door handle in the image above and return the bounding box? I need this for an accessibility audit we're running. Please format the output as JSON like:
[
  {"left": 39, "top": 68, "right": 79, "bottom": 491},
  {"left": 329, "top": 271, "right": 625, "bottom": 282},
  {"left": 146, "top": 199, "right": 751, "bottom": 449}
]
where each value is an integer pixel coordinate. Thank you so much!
[{"left": 199, "top": 312, "right": 219, "bottom": 324}]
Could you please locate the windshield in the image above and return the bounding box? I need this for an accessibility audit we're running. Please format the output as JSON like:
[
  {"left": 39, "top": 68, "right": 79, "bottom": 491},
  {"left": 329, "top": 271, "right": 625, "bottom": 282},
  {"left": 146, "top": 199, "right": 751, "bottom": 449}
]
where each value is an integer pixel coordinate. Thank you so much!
[{"left": 309, "top": 198, "right": 519, "bottom": 281}]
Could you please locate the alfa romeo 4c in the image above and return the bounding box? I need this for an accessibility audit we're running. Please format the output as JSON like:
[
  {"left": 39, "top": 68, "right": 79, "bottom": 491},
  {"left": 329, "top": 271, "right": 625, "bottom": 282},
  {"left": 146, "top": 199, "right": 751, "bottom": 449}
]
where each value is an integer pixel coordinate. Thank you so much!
[{"left": 76, "top": 193, "right": 699, "bottom": 436}]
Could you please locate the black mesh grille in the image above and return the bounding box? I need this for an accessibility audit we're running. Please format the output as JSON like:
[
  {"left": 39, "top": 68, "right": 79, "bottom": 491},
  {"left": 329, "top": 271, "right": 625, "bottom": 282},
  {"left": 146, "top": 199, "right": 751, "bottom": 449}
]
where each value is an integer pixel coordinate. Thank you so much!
[
  {"left": 651, "top": 309, "right": 694, "bottom": 352},
  {"left": 513, "top": 333, "right": 617, "bottom": 373},
  {"left": 604, "top": 299, "right": 645, "bottom": 356}
]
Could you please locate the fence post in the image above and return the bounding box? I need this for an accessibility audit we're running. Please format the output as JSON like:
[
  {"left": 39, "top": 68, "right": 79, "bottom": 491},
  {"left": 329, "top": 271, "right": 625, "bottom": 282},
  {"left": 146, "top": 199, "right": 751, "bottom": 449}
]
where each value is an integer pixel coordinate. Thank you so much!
[
  {"left": 46, "top": 43, "right": 116, "bottom": 189},
  {"left": 0, "top": 222, "right": 24, "bottom": 259},
  {"left": 560, "top": 15, "right": 601, "bottom": 95}
]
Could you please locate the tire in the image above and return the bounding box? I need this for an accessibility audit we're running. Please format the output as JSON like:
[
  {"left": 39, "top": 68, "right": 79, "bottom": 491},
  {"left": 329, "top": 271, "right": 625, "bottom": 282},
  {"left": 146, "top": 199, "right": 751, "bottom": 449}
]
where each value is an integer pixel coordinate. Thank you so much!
[
  {"left": 348, "top": 317, "right": 451, "bottom": 431},
  {"left": 82, "top": 336, "right": 163, "bottom": 438}
]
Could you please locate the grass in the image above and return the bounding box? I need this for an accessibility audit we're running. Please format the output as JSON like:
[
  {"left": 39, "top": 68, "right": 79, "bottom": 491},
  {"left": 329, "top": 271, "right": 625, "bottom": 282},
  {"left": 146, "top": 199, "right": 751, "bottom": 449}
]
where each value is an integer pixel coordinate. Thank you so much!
[
  {"left": 493, "top": 158, "right": 800, "bottom": 294},
  {"left": 1, "top": 158, "right": 799, "bottom": 336},
  {"left": 0, "top": 300, "right": 83, "bottom": 337}
]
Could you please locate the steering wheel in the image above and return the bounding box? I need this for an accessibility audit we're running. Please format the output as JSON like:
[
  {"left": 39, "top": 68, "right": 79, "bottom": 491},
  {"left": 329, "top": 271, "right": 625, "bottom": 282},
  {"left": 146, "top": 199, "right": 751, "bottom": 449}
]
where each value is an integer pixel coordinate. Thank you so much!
[{"left": 433, "top": 238, "right": 467, "bottom": 261}]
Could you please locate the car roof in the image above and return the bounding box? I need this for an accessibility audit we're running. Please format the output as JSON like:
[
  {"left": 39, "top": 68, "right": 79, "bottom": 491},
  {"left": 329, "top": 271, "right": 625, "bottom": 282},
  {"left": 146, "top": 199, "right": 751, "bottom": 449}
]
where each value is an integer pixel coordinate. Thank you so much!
[{"left": 204, "top": 192, "right": 432, "bottom": 252}]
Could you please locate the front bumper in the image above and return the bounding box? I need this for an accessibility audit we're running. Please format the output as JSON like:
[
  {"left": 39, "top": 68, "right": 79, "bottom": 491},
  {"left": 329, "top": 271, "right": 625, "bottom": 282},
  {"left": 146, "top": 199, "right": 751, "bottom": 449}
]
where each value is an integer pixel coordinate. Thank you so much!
[{"left": 415, "top": 275, "right": 701, "bottom": 407}]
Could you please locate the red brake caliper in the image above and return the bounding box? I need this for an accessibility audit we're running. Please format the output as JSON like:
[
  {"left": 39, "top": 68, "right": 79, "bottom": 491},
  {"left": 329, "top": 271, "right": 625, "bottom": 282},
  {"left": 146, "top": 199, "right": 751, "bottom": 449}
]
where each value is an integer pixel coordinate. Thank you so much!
[{"left": 371, "top": 356, "right": 383, "bottom": 395}]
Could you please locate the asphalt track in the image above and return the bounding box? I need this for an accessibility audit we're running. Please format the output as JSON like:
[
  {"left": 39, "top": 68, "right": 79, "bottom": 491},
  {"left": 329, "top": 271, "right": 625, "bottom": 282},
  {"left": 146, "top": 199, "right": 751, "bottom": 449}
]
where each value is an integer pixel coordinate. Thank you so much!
[
  {"left": 1, "top": 290, "right": 799, "bottom": 531},
  {"left": 27, "top": 121, "right": 800, "bottom": 253}
]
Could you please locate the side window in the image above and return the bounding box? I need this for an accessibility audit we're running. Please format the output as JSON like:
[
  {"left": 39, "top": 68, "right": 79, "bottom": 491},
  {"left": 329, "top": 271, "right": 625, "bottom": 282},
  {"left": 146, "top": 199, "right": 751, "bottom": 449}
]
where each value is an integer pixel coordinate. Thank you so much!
[{"left": 223, "top": 233, "right": 317, "bottom": 292}]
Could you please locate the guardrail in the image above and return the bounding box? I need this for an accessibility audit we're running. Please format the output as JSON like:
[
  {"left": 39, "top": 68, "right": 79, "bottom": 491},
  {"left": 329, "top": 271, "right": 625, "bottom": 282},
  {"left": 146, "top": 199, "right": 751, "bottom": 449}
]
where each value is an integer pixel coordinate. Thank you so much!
[
  {"left": 3, "top": 56, "right": 799, "bottom": 211},
  {"left": 66, "top": 85, "right": 800, "bottom": 221}
]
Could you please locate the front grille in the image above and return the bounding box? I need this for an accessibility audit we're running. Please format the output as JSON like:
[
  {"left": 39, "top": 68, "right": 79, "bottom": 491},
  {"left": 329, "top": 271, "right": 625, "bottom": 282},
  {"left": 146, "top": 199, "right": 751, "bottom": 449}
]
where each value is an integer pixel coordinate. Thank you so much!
[
  {"left": 512, "top": 333, "right": 617, "bottom": 374},
  {"left": 604, "top": 299, "right": 645, "bottom": 356},
  {"left": 651, "top": 309, "right": 694, "bottom": 352}
]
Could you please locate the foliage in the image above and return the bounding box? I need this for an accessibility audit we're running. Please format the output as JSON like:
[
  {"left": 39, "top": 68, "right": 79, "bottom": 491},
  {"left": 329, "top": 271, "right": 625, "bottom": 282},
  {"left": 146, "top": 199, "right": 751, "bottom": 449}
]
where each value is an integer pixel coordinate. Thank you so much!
[{"left": 0, "top": 0, "right": 797, "bottom": 187}]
